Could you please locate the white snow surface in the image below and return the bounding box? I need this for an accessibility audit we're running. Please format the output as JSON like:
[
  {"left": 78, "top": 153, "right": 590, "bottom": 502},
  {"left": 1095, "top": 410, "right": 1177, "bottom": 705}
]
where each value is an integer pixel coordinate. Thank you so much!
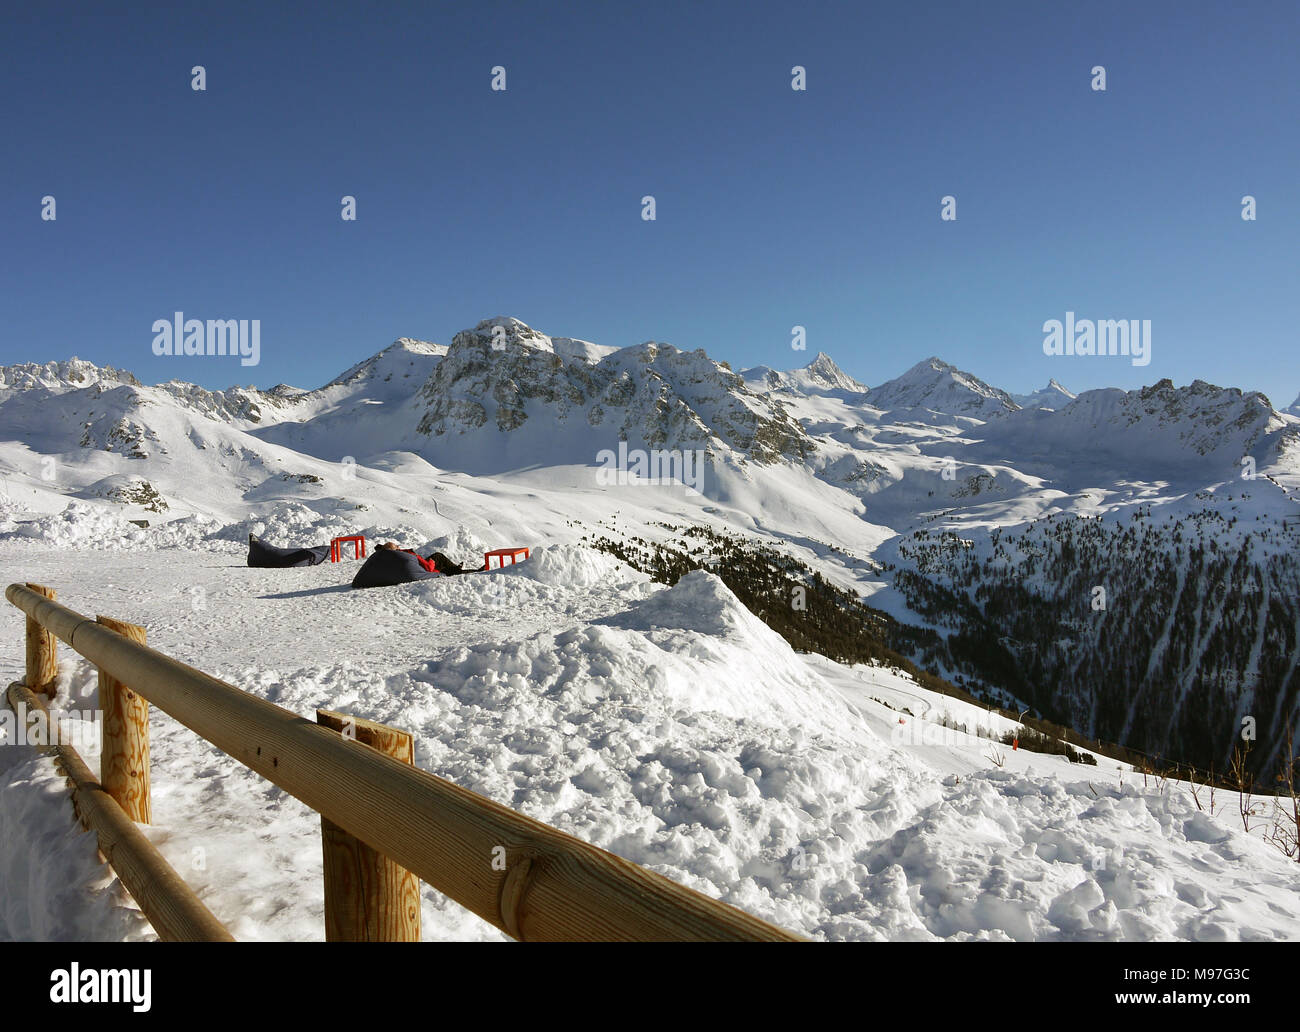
[{"left": 2, "top": 540, "right": 1297, "bottom": 942}]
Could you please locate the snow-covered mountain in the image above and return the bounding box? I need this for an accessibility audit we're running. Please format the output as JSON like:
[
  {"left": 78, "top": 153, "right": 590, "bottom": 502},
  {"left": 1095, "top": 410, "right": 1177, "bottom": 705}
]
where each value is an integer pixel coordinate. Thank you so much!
[
  {"left": 740, "top": 352, "right": 868, "bottom": 395},
  {"left": 865, "top": 356, "right": 1019, "bottom": 418},
  {"left": 0, "top": 358, "right": 141, "bottom": 392},
  {"left": 1, "top": 317, "right": 1298, "bottom": 776},
  {"left": 412, "top": 317, "right": 814, "bottom": 468},
  {"left": 1011, "top": 379, "right": 1076, "bottom": 410},
  {"left": 976, "top": 378, "right": 1290, "bottom": 477}
]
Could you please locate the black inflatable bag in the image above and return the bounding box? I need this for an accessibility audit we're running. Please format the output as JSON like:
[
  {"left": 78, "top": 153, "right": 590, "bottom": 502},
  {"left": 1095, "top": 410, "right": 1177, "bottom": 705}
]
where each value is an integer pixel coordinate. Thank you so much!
[
  {"left": 351, "top": 548, "right": 442, "bottom": 589},
  {"left": 248, "top": 535, "right": 331, "bottom": 568}
]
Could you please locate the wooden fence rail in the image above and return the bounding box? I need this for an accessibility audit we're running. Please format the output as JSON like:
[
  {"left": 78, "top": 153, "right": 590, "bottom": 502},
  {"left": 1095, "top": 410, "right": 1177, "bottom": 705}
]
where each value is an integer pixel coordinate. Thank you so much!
[{"left": 4, "top": 582, "right": 801, "bottom": 942}]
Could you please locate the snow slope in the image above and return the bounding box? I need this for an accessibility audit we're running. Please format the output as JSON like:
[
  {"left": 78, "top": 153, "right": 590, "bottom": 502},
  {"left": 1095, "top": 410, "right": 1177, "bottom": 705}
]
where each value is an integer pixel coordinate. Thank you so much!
[{"left": 2, "top": 541, "right": 1297, "bottom": 941}]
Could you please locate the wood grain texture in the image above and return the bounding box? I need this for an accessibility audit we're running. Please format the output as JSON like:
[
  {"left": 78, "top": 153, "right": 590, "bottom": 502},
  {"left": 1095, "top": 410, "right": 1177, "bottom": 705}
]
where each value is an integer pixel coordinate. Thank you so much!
[
  {"left": 97, "top": 616, "right": 150, "bottom": 824},
  {"left": 317, "top": 709, "right": 421, "bottom": 942},
  {"left": 5, "top": 680, "right": 233, "bottom": 942},
  {"left": 6, "top": 583, "right": 803, "bottom": 941},
  {"left": 23, "top": 583, "right": 57, "bottom": 697}
]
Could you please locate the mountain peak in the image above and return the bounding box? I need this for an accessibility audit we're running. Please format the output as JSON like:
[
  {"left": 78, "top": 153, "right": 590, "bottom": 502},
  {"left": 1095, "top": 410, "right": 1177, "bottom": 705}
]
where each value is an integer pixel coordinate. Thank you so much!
[
  {"left": 445, "top": 317, "right": 615, "bottom": 366},
  {"left": 738, "top": 351, "right": 866, "bottom": 394},
  {"left": 391, "top": 336, "right": 444, "bottom": 355},
  {"left": 327, "top": 336, "right": 448, "bottom": 387},
  {"left": 472, "top": 315, "right": 534, "bottom": 337},
  {"left": 452, "top": 316, "right": 566, "bottom": 356},
  {"left": 0, "top": 357, "right": 142, "bottom": 393},
  {"left": 1013, "top": 378, "right": 1077, "bottom": 410},
  {"left": 798, "top": 352, "right": 867, "bottom": 392},
  {"left": 869, "top": 356, "right": 1016, "bottom": 416}
]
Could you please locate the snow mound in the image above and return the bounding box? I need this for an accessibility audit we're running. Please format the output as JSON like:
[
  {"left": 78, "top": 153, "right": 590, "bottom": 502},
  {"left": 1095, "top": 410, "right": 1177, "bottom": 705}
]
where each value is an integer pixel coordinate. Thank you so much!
[
  {"left": 379, "top": 586, "right": 894, "bottom": 935},
  {"left": 402, "top": 546, "right": 649, "bottom": 622},
  {"left": 587, "top": 571, "right": 853, "bottom": 730},
  {"left": 0, "top": 497, "right": 27, "bottom": 530},
  {"left": 211, "top": 502, "right": 421, "bottom": 550},
  {"left": 0, "top": 503, "right": 244, "bottom": 552},
  {"left": 148, "top": 513, "right": 229, "bottom": 550},
  {"left": 424, "top": 525, "right": 491, "bottom": 563},
  {"left": 602, "top": 569, "right": 761, "bottom": 637},
  {"left": 504, "top": 543, "right": 644, "bottom": 589},
  {"left": 2, "top": 502, "right": 147, "bottom": 550}
]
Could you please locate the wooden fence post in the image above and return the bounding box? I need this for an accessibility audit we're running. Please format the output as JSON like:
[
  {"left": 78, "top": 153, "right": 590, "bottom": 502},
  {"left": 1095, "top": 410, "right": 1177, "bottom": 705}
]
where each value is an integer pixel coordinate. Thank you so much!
[
  {"left": 24, "top": 583, "right": 57, "bottom": 697},
  {"left": 316, "top": 709, "right": 421, "bottom": 941},
  {"left": 97, "top": 616, "right": 150, "bottom": 824}
]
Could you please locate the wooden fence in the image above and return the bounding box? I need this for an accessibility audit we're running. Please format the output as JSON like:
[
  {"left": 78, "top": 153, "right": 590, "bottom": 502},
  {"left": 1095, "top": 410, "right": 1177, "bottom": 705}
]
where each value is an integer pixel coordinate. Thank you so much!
[{"left": 4, "top": 582, "right": 801, "bottom": 942}]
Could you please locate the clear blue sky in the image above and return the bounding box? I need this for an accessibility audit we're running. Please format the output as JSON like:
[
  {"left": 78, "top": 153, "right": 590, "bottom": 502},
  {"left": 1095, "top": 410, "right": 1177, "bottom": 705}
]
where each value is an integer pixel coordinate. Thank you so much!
[{"left": 3, "top": 1, "right": 1297, "bottom": 405}]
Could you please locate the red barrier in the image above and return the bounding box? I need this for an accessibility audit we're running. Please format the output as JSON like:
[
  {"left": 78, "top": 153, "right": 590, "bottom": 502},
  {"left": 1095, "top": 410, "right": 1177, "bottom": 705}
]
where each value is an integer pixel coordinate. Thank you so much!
[
  {"left": 484, "top": 547, "right": 529, "bottom": 570},
  {"left": 331, "top": 535, "right": 367, "bottom": 563}
]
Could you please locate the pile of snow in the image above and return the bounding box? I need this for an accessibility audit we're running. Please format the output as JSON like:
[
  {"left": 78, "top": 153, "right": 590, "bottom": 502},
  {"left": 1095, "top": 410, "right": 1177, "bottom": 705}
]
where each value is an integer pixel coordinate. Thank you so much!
[
  {"left": 0, "top": 497, "right": 26, "bottom": 531},
  {"left": 210, "top": 502, "right": 422, "bottom": 551},
  {"left": 401, "top": 545, "right": 651, "bottom": 624},
  {"left": 422, "top": 525, "right": 491, "bottom": 564},
  {"left": 601, "top": 568, "right": 758, "bottom": 637},
  {"left": 595, "top": 571, "right": 860, "bottom": 729},
  {"left": 145, "top": 513, "right": 230, "bottom": 550},
  {"left": 390, "top": 572, "right": 898, "bottom": 935},
  {"left": 2, "top": 502, "right": 148, "bottom": 550},
  {"left": 504, "top": 543, "right": 641, "bottom": 589},
  {"left": 2, "top": 503, "right": 232, "bottom": 552}
]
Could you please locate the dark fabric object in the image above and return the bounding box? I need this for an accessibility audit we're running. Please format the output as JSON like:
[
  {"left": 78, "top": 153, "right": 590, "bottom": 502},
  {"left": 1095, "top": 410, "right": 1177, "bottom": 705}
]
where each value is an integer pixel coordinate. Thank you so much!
[
  {"left": 247, "top": 534, "right": 330, "bottom": 568},
  {"left": 352, "top": 547, "right": 443, "bottom": 589},
  {"left": 428, "top": 551, "right": 466, "bottom": 576},
  {"left": 399, "top": 549, "right": 438, "bottom": 573}
]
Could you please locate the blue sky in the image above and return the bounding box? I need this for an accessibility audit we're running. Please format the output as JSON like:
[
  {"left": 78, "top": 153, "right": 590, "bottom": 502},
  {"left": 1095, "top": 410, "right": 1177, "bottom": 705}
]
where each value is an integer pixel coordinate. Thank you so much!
[{"left": 3, "top": 1, "right": 1297, "bottom": 405}]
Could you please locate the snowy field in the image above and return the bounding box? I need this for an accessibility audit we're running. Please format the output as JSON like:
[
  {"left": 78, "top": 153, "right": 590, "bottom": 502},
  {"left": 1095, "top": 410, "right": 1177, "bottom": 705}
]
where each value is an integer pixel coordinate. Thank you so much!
[{"left": 3, "top": 532, "right": 1299, "bottom": 942}]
